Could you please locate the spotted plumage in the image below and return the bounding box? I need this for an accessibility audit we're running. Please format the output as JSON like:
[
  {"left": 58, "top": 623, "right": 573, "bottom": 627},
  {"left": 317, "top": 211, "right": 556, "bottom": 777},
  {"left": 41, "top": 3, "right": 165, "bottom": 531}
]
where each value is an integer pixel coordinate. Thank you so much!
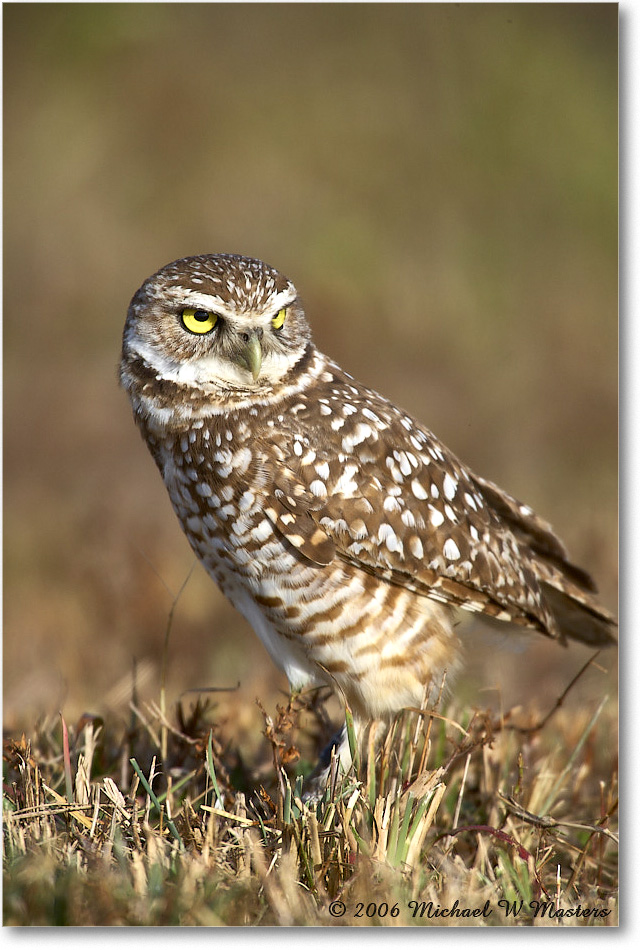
[{"left": 120, "top": 253, "right": 616, "bottom": 751}]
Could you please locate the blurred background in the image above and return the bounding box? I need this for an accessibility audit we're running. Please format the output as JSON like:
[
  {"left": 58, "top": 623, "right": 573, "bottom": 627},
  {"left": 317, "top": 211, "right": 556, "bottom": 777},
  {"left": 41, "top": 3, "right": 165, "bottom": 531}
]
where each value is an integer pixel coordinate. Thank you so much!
[{"left": 4, "top": 4, "right": 617, "bottom": 758}]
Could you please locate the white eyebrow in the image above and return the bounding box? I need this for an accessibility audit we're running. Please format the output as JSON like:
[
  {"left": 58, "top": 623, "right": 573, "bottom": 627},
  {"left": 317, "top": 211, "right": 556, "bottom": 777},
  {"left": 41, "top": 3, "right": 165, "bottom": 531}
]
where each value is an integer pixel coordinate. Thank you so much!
[
  {"left": 268, "top": 286, "right": 297, "bottom": 312},
  {"left": 171, "top": 286, "right": 296, "bottom": 317}
]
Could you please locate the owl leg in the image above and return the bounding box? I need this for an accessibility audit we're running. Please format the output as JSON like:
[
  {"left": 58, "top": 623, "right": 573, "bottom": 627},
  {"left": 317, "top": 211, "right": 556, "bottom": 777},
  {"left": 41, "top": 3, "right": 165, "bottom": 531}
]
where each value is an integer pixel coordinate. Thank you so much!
[{"left": 303, "top": 722, "right": 352, "bottom": 802}]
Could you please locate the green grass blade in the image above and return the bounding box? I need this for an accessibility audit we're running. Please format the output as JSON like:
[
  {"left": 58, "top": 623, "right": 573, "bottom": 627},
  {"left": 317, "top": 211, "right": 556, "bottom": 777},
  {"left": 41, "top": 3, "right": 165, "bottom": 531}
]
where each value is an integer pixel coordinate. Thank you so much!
[
  {"left": 345, "top": 705, "right": 359, "bottom": 772},
  {"left": 130, "top": 758, "right": 184, "bottom": 849}
]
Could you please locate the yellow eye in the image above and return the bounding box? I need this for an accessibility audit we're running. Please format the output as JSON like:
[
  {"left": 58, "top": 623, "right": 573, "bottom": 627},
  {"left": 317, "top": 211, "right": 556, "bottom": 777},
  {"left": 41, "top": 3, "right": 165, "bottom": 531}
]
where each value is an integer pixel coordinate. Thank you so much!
[
  {"left": 181, "top": 308, "right": 218, "bottom": 334},
  {"left": 271, "top": 308, "right": 287, "bottom": 331}
]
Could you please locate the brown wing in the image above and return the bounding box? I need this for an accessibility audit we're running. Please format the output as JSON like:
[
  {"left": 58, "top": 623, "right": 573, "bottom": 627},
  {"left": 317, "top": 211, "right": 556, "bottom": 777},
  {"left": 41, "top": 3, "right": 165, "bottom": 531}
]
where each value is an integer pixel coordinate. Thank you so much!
[{"left": 256, "top": 360, "right": 615, "bottom": 647}]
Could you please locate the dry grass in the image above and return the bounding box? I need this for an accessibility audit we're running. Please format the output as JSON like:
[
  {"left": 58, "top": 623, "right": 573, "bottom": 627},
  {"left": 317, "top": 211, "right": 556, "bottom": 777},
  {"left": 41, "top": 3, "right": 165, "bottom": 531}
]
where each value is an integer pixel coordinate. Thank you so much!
[{"left": 3, "top": 658, "right": 617, "bottom": 927}]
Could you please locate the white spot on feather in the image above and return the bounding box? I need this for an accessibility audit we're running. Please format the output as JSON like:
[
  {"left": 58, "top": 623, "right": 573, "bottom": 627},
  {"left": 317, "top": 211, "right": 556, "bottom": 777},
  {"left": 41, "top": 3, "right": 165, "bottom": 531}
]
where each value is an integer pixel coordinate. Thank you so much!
[
  {"left": 239, "top": 490, "right": 254, "bottom": 512},
  {"left": 443, "top": 472, "right": 457, "bottom": 500},
  {"left": 429, "top": 507, "right": 445, "bottom": 527},
  {"left": 411, "top": 479, "right": 428, "bottom": 500},
  {"left": 443, "top": 539, "right": 460, "bottom": 561},
  {"left": 378, "top": 523, "right": 402, "bottom": 554},
  {"left": 398, "top": 452, "right": 412, "bottom": 477},
  {"left": 334, "top": 463, "right": 359, "bottom": 495},
  {"left": 401, "top": 510, "right": 416, "bottom": 528}
]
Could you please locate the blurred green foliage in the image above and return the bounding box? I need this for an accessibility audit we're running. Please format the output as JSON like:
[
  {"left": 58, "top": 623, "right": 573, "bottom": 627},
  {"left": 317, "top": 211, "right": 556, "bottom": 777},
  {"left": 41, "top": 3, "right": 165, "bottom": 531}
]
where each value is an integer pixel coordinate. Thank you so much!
[{"left": 3, "top": 4, "right": 617, "bottom": 736}]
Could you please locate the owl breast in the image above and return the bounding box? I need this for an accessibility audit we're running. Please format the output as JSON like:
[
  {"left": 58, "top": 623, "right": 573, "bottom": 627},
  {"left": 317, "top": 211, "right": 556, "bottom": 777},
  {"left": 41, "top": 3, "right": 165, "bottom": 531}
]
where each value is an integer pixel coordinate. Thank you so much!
[{"left": 143, "top": 377, "right": 457, "bottom": 721}]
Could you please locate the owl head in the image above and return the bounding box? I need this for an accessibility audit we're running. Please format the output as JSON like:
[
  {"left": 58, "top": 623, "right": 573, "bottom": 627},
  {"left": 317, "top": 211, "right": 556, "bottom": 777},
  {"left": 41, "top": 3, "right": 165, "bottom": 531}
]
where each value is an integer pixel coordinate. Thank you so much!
[{"left": 121, "top": 254, "right": 311, "bottom": 397}]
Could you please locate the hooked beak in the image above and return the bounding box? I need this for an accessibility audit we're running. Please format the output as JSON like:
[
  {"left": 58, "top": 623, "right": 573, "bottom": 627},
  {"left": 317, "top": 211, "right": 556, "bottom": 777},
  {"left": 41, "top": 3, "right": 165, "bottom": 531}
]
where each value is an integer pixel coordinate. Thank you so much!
[{"left": 234, "top": 330, "right": 263, "bottom": 381}]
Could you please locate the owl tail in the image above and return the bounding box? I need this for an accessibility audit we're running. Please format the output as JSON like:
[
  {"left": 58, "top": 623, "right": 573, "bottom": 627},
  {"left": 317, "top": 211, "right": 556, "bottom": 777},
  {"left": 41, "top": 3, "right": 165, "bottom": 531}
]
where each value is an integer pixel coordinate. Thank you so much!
[{"left": 541, "top": 582, "right": 617, "bottom": 648}]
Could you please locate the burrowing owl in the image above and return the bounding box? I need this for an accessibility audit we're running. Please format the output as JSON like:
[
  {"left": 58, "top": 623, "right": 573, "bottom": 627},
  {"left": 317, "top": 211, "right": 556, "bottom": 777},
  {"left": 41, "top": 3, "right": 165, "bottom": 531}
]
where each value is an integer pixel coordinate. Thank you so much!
[{"left": 120, "top": 254, "right": 615, "bottom": 760}]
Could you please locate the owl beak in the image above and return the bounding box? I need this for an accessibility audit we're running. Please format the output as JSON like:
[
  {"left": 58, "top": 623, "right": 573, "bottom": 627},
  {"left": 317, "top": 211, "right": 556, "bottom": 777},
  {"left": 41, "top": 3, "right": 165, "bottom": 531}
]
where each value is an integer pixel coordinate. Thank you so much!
[{"left": 235, "top": 330, "right": 263, "bottom": 381}]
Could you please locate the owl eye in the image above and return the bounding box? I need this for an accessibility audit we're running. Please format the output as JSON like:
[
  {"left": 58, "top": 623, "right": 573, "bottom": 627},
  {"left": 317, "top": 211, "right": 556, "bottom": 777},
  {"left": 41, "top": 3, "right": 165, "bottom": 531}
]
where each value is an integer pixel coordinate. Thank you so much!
[
  {"left": 181, "top": 308, "right": 218, "bottom": 334},
  {"left": 271, "top": 308, "right": 287, "bottom": 331}
]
